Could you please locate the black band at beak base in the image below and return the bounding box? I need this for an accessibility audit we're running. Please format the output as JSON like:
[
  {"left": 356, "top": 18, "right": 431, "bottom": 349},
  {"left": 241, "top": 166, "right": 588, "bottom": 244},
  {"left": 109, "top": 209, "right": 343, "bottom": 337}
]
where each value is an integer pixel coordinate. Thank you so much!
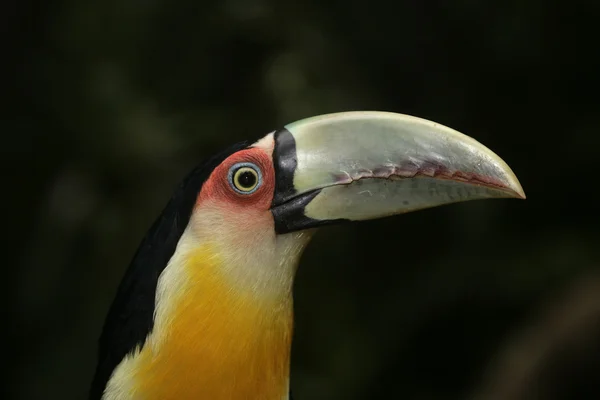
[
  {"left": 271, "top": 189, "right": 348, "bottom": 234},
  {"left": 270, "top": 128, "right": 347, "bottom": 234},
  {"left": 271, "top": 129, "right": 298, "bottom": 206}
]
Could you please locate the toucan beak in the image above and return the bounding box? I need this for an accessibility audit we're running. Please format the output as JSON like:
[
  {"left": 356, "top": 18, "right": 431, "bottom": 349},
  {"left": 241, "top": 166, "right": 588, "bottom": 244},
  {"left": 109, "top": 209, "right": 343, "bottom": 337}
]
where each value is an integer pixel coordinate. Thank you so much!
[{"left": 270, "top": 111, "right": 525, "bottom": 234}]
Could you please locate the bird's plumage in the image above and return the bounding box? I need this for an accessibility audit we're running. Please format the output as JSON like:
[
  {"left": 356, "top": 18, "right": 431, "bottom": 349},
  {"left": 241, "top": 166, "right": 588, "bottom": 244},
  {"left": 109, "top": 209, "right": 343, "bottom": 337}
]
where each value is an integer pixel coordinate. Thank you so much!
[{"left": 90, "top": 141, "right": 250, "bottom": 400}]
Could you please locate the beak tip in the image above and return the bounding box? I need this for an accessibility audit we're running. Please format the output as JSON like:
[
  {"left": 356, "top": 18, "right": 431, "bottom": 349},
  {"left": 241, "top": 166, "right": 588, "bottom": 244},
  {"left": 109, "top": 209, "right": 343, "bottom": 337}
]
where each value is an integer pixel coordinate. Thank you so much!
[
  {"left": 499, "top": 173, "right": 525, "bottom": 200},
  {"left": 503, "top": 177, "right": 526, "bottom": 200},
  {"left": 512, "top": 187, "right": 527, "bottom": 200}
]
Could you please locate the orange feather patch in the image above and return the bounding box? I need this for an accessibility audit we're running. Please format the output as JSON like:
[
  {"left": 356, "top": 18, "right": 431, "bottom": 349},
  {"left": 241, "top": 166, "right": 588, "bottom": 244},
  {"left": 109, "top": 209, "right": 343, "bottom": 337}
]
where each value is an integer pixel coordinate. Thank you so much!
[{"left": 132, "top": 245, "right": 293, "bottom": 400}]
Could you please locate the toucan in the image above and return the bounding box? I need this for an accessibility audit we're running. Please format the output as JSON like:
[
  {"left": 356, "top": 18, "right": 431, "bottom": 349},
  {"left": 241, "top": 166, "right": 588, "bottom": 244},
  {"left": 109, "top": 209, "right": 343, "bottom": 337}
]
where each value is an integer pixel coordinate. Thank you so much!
[{"left": 90, "top": 111, "right": 525, "bottom": 400}]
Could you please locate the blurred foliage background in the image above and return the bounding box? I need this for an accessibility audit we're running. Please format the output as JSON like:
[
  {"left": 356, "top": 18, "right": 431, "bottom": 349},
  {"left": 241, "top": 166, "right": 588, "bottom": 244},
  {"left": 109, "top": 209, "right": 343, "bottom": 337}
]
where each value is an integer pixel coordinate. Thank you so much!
[{"left": 5, "top": 0, "right": 600, "bottom": 399}]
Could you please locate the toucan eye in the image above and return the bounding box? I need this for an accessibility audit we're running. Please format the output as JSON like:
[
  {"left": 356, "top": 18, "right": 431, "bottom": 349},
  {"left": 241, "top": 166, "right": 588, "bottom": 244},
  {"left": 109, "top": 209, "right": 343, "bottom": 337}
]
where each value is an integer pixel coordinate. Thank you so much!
[{"left": 228, "top": 162, "right": 262, "bottom": 194}]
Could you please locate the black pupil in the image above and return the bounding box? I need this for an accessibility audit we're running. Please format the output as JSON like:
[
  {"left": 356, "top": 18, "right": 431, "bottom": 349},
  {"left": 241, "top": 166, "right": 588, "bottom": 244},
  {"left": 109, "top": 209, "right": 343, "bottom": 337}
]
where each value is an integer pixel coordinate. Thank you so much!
[{"left": 238, "top": 170, "right": 256, "bottom": 189}]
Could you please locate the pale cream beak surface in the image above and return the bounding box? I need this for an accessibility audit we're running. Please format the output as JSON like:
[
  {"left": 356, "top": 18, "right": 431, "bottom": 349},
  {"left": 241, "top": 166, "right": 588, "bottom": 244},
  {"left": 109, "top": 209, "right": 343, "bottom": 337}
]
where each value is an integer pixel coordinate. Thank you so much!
[{"left": 282, "top": 111, "right": 525, "bottom": 222}]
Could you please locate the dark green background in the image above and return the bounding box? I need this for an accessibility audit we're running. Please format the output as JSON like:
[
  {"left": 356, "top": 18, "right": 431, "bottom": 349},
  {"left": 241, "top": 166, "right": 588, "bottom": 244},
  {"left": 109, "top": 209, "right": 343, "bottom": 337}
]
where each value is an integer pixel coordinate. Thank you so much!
[{"left": 7, "top": 1, "right": 599, "bottom": 399}]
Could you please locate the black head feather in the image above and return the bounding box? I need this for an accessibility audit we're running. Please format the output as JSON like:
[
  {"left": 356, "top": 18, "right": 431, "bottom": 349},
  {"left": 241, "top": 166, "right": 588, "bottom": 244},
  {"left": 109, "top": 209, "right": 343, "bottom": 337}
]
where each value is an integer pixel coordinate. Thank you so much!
[{"left": 89, "top": 140, "right": 251, "bottom": 399}]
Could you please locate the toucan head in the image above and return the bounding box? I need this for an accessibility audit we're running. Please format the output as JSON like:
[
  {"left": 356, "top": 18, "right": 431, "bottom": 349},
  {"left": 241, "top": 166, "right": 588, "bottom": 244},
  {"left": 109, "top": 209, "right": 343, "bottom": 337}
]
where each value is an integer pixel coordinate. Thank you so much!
[
  {"left": 186, "top": 111, "right": 524, "bottom": 300},
  {"left": 92, "top": 111, "right": 525, "bottom": 400}
]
